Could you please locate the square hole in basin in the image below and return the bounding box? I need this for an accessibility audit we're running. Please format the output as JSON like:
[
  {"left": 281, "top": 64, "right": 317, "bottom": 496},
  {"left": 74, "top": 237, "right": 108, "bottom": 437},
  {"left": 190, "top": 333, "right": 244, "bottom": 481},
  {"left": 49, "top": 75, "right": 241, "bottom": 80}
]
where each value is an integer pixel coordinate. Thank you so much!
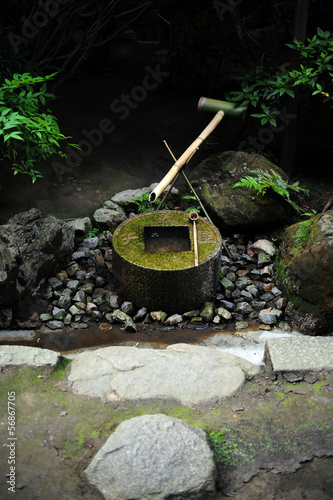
[{"left": 144, "top": 226, "right": 191, "bottom": 253}]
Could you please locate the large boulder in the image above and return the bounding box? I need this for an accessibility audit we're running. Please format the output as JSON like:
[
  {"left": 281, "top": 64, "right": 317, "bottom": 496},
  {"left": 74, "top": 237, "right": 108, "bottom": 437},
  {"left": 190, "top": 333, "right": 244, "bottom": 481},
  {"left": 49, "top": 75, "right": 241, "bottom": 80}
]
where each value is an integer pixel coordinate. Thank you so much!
[
  {"left": 0, "top": 208, "right": 75, "bottom": 324},
  {"left": 277, "top": 210, "right": 333, "bottom": 334},
  {"left": 190, "top": 151, "right": 293, "bottom": 232},
  {"left": 85, "top": 414, "right": 217, "bottom": 500}
]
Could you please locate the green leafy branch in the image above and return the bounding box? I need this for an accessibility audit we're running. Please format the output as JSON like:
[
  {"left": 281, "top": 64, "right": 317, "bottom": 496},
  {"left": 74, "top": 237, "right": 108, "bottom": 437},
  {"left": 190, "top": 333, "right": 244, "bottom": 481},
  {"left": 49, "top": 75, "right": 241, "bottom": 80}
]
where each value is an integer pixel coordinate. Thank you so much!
[
  {"left": 0, "top": 72, "right": 79, "bottom": 182},
  {"left": 233, "top": 169, "right": 309, "bottom": 212},
  {"left": 226, "top": 27, "right": 333, "bottom": 127}
]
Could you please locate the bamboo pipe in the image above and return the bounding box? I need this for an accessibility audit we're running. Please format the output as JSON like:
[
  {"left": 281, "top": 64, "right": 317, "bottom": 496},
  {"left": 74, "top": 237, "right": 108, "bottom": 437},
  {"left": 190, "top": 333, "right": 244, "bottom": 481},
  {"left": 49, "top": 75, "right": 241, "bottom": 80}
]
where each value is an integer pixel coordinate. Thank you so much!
[
  {"left": 189, "top": 212, "right": 199, "bottom": 266},
  {"left": 198, "top": 97, "right": 247, "bottom": 119},
  {"left": 149, "top": 110, "right": 224, "bottom": 202}
]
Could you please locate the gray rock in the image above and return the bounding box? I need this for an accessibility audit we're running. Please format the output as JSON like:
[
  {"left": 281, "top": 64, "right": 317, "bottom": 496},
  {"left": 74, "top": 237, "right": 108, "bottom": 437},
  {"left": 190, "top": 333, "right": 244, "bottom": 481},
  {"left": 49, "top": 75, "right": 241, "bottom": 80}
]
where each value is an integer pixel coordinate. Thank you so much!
[
  {"left": 260, "top": 292, "right": 275, "bottom": 302},
  {"left": 215, "top": 307, "right": 232, "bottom": 320},
  {"left": 48, "top": 277, "right": 63, "bottom": 290},
  {"left": 111, "top": 186, "right": 152, "bottom": 205},
  {"left": 0, "top": 345, "right": 61, "bottom": 369},
  {"left": 235, "top": 321, "right": 249, "bottom": 330},
  {"left": 234, "top": 301, "right": 253, "bottom": 315},
  {"left": 40, "top": 313, "right": 53, "bottom": 322},
  {"left": 200, "top": 302, "right": 215, "bottom": 322},
  {"left": 219, "top": 300, "right": 235, "bottom": 310},
  {"left": 270, "top": 308, "right": 283, "bottom": 319},
  {"left": 72, "top": 290, "right": 86, "bottom": 303},
  {"left": 150, "top": 311, "right": 167, "bottom": 323},
  {"left": 46, "top": 320, "right": 65, "bottom": 330},
  {"left": 190, "top": 151, "right": 293, "bottom": 231},
  {"left": 86, "top": 302, "right": 97, "bottom": 314},
  {"left": 133, "top": 307, "right": 148, "bottom": 322},
  {"left": 165, "top": 314, "right": 183, "bottom": 326},
  {"left": 93, "top": 202, "right": 126, "bottom": 231},
  {"left": 221, "top": 265, "right": 231, "bottom": 275},
  {"left": 236, "top": 276, "right": 252, "bottom": 290},
  {"left": 67, "top": 280, "right": 79, "bottom": 292},
  {"left": 104, "top": 248, "right": 113, "bottom": 261},
  {"left": 111, "top": 309, "right": 137, "bottom": 332},
  {"left": 71, "top": 250, "right": 86, "bottom": 260},
  {"left": 82, "top": 237, "right": 99, "bottom": 249},
  {"left": 279, "top": 211, "right": 333, "bottom": 334},
  {"left": 261, "top": 265, "right": 274, "bottom": 278},
  {"left": 278, "top": 321, "right": 291, "bottom": 331},
  {"left": 246, "top": 284, "right": 259, "bottom": 297},
  {"left": 257, "top": 252, "right": 272, "bottom": 268},
  {"left": 58, "top": 288, "right": 72, "bottom": 309},
  {"left": 240, "top": 290, "right": 252, "bottom": 301},
  {"left": 65, "top": 217, "right": 92, "bottom": 235},
  {"left": 68, "top": 344, "right": 259, "bottom": 403},
  {"left": 52, "top": 307, "right": 66, "bottom": 320},
  {"left": 265, "top": 336, "right": 333, "bottom": 372},
  {"left": 251, "top": 239, "right": 276, "bottom": 256},
  {"left": 111, "top": 183, "right": 178, "bottom": 206},
  {"left": 84, "top": 414, "right": 216, "bottom": 500},
  {"left": 251, "top": 300, "right": 267, "bottom": 310},
  {"left": 120, "top": 301, "right": 135, "bottom": 317},
  {"left": 259, "top": 311, "right": 277, "bottom": 325},
  {"left": 220, "top": 277, "right": 235, "bottom": 292},
  {"left": 64, "top": 313, "right": 72, "bottom": 325},
  {"left": 69, "top": 305, "right": 84, "bottom": 316},
  {"left": 0, "top": 208, "right": 74, "bottom": 311}
]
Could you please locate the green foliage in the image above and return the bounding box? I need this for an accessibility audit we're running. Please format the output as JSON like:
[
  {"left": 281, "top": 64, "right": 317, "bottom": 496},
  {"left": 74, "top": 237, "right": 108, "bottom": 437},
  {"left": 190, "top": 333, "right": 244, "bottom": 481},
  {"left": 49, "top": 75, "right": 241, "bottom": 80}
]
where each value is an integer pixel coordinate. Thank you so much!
[
  {"left": 226, "top": 27, "right": 333, "bottom": 126},
  {"left": 87, "top": 227, "right": 100, "bottom": 238},
  {"left": 127, "top": 192, "right": 172, "bottom": 213},
  {"left": 128, "top": 193, "right": 156, "bottom": 213},
  {"left": 207, "top": 430, "right": 238, "bottom": 465},
  {"left": 0, "top": 72, "right": 78, "bottom": 182},
  {"left": 233, "top": 169, "right": 309, "bottom": 212},
  {"left": 182, "top": 194, "right": 201, "bottom": 214}
]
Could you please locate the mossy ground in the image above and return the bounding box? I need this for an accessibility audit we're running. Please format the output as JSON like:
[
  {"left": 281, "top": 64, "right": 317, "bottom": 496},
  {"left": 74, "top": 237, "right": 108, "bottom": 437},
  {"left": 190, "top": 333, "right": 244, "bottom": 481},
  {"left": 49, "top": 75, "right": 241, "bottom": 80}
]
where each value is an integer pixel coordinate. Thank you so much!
[{"left": 0, "top": 362, "right": 332, "bottom": 499}]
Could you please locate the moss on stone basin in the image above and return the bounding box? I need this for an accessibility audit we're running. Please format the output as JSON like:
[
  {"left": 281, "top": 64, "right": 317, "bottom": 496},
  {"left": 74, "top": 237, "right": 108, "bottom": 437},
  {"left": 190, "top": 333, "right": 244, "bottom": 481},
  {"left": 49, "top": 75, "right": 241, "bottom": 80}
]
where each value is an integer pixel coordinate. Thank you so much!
[
  {"left": 112, "top": 211, "right": 219, "bottom": 270},
  {"left": 112, "top": 211, "right": 222, "bottom": 313}
]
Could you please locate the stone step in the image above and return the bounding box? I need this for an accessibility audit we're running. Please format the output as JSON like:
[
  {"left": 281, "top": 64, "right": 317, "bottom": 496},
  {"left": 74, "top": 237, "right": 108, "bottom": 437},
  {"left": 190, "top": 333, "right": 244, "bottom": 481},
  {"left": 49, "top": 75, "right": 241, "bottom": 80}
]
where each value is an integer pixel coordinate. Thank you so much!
[{"left": 265, "top": 336, "right": 333, "bottom": 372}]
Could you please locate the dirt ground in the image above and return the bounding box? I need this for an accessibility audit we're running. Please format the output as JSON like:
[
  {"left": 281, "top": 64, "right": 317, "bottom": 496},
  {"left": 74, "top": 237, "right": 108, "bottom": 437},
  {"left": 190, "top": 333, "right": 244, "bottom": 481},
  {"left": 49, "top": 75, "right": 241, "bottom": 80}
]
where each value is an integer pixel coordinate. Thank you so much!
[{"left": 0, "top": 361, "right": 332, "bottom": 499}]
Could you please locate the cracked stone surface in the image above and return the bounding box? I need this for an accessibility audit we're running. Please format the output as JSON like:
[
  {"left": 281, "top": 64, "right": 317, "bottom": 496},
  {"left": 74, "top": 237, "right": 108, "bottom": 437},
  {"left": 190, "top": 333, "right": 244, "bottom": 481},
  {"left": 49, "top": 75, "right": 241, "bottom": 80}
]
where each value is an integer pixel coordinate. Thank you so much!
[{"left": 67, "top": 343, "right": 260, "bottom": 405}]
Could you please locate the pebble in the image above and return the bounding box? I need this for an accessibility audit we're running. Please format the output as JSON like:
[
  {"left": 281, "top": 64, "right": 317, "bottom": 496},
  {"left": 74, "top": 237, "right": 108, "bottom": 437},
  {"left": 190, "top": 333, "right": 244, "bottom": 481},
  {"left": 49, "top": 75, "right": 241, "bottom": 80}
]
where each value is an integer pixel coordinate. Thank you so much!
[{"left": 36, "top": 231, "right": 291, "bottom": 332}]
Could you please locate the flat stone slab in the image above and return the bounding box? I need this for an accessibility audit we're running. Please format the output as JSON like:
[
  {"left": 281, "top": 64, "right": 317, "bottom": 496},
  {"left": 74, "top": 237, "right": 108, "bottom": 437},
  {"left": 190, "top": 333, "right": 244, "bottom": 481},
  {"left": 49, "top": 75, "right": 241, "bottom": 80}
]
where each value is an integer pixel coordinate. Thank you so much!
[
  {"left": 265, "top": 337, "right": 333, "bottom": 372},
  {"left": 85, "top": 414, "right": 216, "bottom": 500},
  {"left": 0, "top": 330, "right": 36, "bottom": 342},
  {"left": 67, "top": 343, "right": 260, "bottom": 405},
  {"left": 0, "top": 345, "right": 61, "bottom": 369}
]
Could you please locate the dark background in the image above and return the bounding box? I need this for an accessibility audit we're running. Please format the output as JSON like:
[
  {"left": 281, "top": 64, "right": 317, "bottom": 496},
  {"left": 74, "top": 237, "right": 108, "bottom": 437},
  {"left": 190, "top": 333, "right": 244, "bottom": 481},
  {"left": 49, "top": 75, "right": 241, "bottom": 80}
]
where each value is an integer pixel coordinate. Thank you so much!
[{"left": 1, "top": 0, "right": 333, "bottom": 220}]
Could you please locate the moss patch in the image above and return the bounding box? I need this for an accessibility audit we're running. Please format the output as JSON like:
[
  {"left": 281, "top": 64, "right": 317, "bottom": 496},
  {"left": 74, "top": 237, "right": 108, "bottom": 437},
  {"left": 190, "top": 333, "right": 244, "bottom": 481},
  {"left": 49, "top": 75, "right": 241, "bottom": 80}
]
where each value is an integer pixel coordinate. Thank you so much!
[{"left": 112, "top": 211, "right": 220, "bottom": 270}]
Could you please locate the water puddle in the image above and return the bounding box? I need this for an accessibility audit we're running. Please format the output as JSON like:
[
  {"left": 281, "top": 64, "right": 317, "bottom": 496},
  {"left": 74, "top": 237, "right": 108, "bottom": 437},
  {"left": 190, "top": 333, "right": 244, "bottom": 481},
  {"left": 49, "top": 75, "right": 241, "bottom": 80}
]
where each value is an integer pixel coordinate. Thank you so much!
[{"left": 0, "top": 322, "right": 252, "bottom": 355}]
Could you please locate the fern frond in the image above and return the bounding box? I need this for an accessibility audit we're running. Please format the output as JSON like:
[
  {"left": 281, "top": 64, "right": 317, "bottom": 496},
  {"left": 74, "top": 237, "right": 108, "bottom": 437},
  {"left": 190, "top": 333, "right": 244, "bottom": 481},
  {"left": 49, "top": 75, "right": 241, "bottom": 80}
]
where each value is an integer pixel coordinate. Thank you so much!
[{"left": 233, "top": 168, "right": 309, "bottom": 212}]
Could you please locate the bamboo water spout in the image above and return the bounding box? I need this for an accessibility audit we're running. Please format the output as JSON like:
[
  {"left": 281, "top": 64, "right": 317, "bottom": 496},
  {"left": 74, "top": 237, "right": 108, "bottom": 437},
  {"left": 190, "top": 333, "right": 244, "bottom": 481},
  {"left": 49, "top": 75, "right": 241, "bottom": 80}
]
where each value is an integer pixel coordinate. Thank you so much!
[{"left": 149, "top": 110, "right": 224, "bottom": 202}]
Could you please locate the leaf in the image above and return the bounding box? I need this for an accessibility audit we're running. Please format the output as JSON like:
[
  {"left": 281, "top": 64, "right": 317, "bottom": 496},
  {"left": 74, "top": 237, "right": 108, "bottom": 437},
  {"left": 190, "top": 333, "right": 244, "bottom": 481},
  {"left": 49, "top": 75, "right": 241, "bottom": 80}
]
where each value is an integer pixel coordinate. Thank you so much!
[
  {"left": 4, "top": 131, "right": 24, "bottom": 141},
  {"left": 286, "top": 89, "right": 295, "bottom": 97}
]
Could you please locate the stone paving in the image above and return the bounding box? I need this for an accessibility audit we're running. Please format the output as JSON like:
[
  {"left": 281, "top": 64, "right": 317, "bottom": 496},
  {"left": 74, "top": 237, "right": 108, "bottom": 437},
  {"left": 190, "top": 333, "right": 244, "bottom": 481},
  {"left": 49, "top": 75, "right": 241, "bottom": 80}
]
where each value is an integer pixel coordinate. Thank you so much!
[{"left": 1, "top": 332, "right": 332, "bottom": 404}]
